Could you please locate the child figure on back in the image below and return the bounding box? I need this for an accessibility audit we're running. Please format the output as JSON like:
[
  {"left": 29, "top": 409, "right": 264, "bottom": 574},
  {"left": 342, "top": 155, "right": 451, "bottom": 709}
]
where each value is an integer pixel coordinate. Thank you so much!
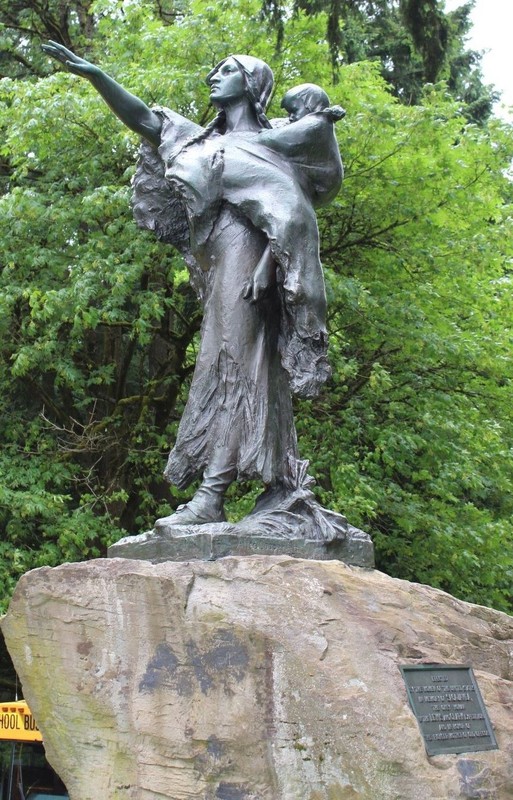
[
  {"left": 244, "top": 83, "right": 345, "bottom": 308},
  {"left": 281, "top": 82, "right": 345, "bottom": 124}
]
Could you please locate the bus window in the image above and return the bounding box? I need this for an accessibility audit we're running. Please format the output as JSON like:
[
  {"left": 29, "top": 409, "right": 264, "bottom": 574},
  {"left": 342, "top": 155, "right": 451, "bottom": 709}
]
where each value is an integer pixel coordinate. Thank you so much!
[{"left": 0, "top": 742, "right": 68, "bottom": 800}]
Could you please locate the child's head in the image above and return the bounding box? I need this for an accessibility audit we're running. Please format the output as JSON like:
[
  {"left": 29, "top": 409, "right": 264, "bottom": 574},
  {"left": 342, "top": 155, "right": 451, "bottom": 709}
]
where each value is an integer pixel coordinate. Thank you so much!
[{"left": 281, "top": 83, "right": 330, "bottom": 122}]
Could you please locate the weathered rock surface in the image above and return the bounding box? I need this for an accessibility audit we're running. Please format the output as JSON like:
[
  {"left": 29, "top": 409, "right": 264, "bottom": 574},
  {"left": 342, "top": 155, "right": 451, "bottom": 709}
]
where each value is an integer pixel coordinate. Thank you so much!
[{"left": 2, "top": 556, "right": 513, "bottom": 800}]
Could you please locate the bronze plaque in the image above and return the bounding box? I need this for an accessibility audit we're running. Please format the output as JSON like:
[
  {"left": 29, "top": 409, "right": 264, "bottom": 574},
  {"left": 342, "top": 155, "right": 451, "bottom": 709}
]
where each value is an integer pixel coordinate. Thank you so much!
[{"left": 400, "top": 664, "right": 498, "bottom": 756}]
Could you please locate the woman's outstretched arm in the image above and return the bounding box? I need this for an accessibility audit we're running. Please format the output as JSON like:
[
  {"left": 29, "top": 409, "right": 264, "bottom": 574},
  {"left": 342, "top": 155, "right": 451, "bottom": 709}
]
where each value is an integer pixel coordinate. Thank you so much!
[{"left": 42, "top": 41, "right": 162, "bottom": 147}]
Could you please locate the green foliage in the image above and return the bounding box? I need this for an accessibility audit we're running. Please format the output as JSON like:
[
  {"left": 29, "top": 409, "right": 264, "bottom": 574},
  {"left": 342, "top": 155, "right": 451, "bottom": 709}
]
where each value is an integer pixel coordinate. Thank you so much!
[
  {"left": 301, "top": 65, "right": 513, "bottom": 611},
  {"left": 0, "top": 0, "right": 97, "bottom": 78},
  {"left": 261, "top": 0, "right": 497, "bottom": 122},
  {"left": 0, "top": 0, "right": 512, "bottom": 641}
]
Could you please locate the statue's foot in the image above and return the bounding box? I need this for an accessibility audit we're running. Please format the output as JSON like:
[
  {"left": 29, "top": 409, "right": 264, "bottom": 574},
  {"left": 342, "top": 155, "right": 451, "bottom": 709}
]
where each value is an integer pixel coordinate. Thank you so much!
[{"left": 154, "top": 492, "right": 226, "bottom": 528}]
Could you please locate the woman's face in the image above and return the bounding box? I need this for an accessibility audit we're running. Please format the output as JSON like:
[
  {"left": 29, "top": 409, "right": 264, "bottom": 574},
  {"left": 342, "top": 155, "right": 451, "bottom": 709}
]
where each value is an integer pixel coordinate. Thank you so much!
[{"left": 208, "top": 58, "right": 246, "bottom": 106}]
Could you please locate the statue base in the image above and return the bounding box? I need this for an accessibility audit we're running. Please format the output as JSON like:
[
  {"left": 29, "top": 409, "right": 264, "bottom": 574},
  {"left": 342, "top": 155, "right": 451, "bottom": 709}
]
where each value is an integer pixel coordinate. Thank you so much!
[
  {"left": 107, "top": 522, "right": 373, "bottom": 567},
  {"left": 109, "top": 479, "right": 374, "bottom": 567}
]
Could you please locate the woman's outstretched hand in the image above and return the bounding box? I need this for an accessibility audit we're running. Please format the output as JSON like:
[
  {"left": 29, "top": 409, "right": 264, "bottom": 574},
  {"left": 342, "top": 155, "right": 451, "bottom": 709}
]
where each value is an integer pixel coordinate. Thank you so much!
[
  {"left": 41, "top": 40, "right": 161, "bottom": 146},
  {"left": 41, "top": 40, "right": 98, "bottom": 79}
]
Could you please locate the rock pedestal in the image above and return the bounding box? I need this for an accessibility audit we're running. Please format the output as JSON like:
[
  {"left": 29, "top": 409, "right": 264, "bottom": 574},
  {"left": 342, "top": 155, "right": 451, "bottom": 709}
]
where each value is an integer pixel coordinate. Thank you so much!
[{"left": 2, "top": 556, "right": 513, "bottom": 800}]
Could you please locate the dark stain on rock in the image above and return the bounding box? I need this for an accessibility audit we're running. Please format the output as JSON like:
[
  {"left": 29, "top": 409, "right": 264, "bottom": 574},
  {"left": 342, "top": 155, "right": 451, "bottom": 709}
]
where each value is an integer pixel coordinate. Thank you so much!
[
  {"left": 458, "top": 759, "right": 494, "bottom": 799},
  {"left": 207, "top": 735, "right": 225, "bottom": 759},
  {"left": 187, "top": 630, "right": 249, "bottom": 695},
  {"left": 139, "top": 643, "right": 179, "bottom": 693},
  {"left": 215, "top": 782, "right": 250, "bottom": 799},
  {"left": 76, "top": 639, "right": 93, "bottom": 657},
  {"left": 139, "top": 631, "right": 249, "bottom": 696}
]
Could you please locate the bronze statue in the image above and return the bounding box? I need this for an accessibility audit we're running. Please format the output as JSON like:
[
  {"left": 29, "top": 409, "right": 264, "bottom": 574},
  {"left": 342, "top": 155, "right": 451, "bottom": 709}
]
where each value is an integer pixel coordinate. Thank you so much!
[{"left": 42, "top": 43, "right": 346, "bottom": 536}]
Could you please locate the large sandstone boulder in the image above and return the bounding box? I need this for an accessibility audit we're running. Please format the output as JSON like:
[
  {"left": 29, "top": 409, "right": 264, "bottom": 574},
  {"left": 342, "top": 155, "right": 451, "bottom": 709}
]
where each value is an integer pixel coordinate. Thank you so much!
[{"left": 2, "top": 555, "right": 513, "bottom": 799}]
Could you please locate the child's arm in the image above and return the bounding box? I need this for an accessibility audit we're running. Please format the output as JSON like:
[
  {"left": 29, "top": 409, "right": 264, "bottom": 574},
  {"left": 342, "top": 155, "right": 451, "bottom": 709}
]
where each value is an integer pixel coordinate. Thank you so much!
[{"left": 243, "top": 244, "right": 276, "bottom": 303}]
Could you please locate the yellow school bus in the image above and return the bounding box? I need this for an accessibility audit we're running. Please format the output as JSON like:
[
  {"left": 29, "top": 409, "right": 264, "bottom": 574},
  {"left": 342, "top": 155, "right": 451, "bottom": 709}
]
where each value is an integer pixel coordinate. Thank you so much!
[{"left": 0, "top": 701, "right": 68, "bottom": 800}]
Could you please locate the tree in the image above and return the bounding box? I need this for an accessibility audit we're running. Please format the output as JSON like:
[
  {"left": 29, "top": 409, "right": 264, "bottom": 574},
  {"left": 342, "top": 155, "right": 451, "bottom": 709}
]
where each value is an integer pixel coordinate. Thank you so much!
[
  {"left": 306, "top": 68, "right": 513, "bottom": 610},
  {"left": 0, "top": 0, "right": 512, "bottom": 651},
  {"left": 261, "top": 0, "right": 497, "bottom": 121},
  {"left": 0, "top": 0, "right": 97, "bottom": 78}
]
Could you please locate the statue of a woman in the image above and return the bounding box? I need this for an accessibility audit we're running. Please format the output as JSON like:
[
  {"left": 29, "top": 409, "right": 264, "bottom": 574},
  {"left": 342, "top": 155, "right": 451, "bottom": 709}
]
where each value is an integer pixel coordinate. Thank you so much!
[{"left": 42, "top": 43, "right": 344, "bottom": 532}]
